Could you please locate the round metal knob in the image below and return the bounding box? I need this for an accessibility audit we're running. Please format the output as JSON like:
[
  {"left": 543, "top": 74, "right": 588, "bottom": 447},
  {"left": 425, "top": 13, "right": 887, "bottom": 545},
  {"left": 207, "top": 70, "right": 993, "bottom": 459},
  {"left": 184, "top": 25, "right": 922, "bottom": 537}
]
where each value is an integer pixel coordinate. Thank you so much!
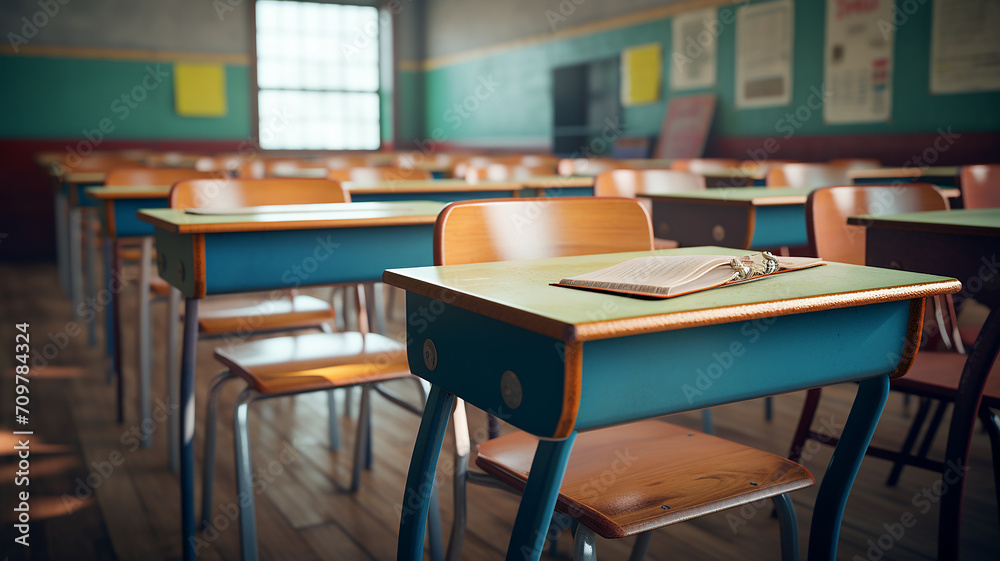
[
  {"left": 423, "top": 339, "right": 438, "bottom": 371},
  {"left": 500, "top": 370, "right": 522, "bottom": 409}
]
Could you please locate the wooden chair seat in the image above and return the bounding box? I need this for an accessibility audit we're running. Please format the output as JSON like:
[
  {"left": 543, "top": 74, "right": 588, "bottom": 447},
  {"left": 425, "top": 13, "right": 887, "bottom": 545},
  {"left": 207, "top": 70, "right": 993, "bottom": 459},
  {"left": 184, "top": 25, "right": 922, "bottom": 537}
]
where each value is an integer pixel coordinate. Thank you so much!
[
  {"left": 213, "top": 331, "right": 409, "bottom": 394},
  {"left": 197, "top": 294, "right": 334, "bottom": 334},
  {"left": 149, "top": 274, "right": 172, "bottom": 297},
  {"left": 475, "top": 420, "right": 815, "bottom": 539},
  {"left": 119, "top": 245, "right": 155, "bottom": 261},
  {"left": 893, "top": 351, "right": 1000, "bottom": 408}
]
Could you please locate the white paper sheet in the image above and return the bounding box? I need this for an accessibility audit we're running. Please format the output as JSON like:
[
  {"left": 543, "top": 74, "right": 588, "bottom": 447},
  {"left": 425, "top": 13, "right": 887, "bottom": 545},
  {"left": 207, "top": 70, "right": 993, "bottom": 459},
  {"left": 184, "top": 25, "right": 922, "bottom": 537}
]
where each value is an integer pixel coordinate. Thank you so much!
[
  {"left": 824, "top": 0, "right": 894, "bottom": 123},
  {"left": 671, "top": 8, "right": 719, "bottom": 91},
  {"left": 736, "top": 1, "right": 793, "bottom": 108},
  {"left": 930, "top": 0, "right": 1000, "bottom": 94}
]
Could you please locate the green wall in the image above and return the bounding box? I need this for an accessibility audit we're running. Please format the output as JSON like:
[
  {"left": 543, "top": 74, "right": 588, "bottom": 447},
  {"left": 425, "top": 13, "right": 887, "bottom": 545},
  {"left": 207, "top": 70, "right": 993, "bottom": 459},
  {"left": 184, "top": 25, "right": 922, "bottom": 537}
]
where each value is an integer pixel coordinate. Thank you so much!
[
  {"left": 420, "top": 0, "right": 1000, "bottom": 147},
  {"left": 0, "top": 55, "right": 252, "bottom": 140}
]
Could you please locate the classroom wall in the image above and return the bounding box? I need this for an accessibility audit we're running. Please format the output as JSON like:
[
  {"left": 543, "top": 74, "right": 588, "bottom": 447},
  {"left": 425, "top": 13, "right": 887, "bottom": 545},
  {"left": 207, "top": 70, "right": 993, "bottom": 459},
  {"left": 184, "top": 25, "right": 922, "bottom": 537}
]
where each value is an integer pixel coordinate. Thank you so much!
[{"left": 410, "top": 0, "right": 1000, "bottom": 161}]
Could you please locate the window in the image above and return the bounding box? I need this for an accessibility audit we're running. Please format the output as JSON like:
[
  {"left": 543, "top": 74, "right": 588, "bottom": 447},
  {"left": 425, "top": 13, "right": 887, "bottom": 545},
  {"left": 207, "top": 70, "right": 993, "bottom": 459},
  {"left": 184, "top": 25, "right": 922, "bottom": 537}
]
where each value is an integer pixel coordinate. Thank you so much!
[{"left": 255, "top": 1, "right": 381, "bottom": 150}]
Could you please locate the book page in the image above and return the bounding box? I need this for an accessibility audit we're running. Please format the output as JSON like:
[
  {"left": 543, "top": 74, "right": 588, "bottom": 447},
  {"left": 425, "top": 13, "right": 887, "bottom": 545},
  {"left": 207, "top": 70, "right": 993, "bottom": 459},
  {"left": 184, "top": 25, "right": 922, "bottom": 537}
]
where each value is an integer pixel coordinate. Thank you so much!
[{"left": 558, "top": 255, "right": 736, "bottom": 297}]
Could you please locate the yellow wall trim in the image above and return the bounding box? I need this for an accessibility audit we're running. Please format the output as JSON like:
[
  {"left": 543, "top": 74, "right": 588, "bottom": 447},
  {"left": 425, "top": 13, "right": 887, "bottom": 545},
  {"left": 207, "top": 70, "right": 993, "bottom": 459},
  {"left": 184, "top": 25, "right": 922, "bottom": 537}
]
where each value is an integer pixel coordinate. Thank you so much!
[
  {"left": 422, "top": 0, "right": 740, "bottom": 71},
  {"left": 0, "top": 44, "right": 250, "bottom": 65},
  {"left": 397, "top": 59, "right": 422, "bottom": 72}
]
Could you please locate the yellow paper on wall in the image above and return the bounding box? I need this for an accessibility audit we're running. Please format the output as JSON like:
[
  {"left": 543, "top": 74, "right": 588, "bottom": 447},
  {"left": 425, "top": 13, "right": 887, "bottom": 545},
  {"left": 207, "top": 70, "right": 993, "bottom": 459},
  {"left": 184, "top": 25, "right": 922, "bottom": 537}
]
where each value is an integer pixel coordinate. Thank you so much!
[
  {"left": 621, "top": 43, "right": 662, "bottom": 107},
  {"left": 174, "top": 63, "right": 227, "bottom": 117}
]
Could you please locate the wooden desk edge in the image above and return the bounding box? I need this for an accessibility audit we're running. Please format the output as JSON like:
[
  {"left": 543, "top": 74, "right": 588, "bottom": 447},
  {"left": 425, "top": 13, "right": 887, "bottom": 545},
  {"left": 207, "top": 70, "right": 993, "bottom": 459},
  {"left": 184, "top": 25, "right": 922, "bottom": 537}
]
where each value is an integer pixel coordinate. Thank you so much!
[
  {"left": 382, "top": 270, "right": 961, "bottom": 344},
  {"left": 137, "top": 211, "right": 441, "bottom": 234},
  {"left": 848, "top": 216, "right": 1000, "bottom": 236},
  {"left": 85, "top": 187, "right": 171, "bottom": 200}
]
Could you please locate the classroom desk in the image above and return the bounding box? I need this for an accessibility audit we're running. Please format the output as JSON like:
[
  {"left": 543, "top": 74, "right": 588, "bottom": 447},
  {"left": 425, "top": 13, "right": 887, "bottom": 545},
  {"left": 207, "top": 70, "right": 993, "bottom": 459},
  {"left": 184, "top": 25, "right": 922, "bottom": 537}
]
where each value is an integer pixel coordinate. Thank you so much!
[
  {"left": 86, "top": 186, "right": 174, "bottom": 444},
  {"left": 384, "top": 246, "right": 960, "bottom": 561},
  {"left": 848, "top": 166, "right": 961, "bottom": 187},
  {"left": 137, "top": 201, "right": 446, "bottom": 561},
  {"left": 698, "top": 168, "right": 768, "bottom": 187},
  {"left": 345, "top": 178, "right": 522, "bottom": 202},
  {"left": 59, "top": 171, "right": 109, "bottom": 347},
  {"left": 643, "top": 187, "right": 812, "bottom": 249},
  {"left": 849, "top": 208, "right": 1000, "bottom": 561},
  {"left": 521, "top": 174, "right": 595, "bottom": 197}
]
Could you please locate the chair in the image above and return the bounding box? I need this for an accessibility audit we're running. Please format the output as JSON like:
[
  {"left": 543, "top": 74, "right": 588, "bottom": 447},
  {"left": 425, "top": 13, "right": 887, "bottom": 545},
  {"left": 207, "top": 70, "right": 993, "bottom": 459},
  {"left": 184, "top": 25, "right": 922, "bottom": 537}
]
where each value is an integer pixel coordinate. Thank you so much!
[
  {"left": 465, "top": 163, "right": 557, "bottom": 181},
  {"left": 103, "top": 168, "right": 220, "bottom": 448},
  {"left": 327, "top": 166, "right": 432, "bottom": 183},
  {"left": 674, "top": 158, "right": 741, "bottom": 174},
  {"left": 437, "top": 197, "right": 814, "bottom": 561},
  {"left": 767, "top": 163, "right": 851, "bottom": 188},
  {"left": 961, "top": 164, "right": 1000, "bottom": 209},
  {"left": 557, "top": 158, "right": 622, "bottom": 176},
  {"left": 788, "top": 184, "right": 1000, "bottom": 557},
  {"left": 162, "top": 179, "right": 350, "bottom": 466}
]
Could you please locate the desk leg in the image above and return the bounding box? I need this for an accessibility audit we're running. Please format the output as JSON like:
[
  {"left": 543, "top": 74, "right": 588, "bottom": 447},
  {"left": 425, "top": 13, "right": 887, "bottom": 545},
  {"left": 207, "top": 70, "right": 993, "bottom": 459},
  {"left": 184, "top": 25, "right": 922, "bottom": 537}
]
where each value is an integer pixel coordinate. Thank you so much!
[
  {"left": 85, "top": 210, "right": 98, "bottom": 348},
  {"left": 938, "top": 305, "right": 1000, "bottom": 561},
  {"left": 808, "top": 374, "right": 889, "bottom": 561},
  {"left": 398, "top": 385, "right": 454, "bottom": 561},
  {"left": 103, "top": 239, "right": 115, "bottom": 385},
  {"left": 505, "top": 433, "right": 577, "bottom": 561},
  {"left": 181, "top": 298, "right": 200, "bottom": 561},
  {"left": 167, "top": 287, "right": 181, "bottom": 472},
  {"left": 69, "top": 207, "right": 84, "bottom": 320},
  {"left": 111, "top": 240, "right": 124, "bottom": 424},
  {"left": 55, "top": 188, "right": 69, "bottom": 293},
  {"left": 138, "top": 237, "right": 153, "bottom": 448}
]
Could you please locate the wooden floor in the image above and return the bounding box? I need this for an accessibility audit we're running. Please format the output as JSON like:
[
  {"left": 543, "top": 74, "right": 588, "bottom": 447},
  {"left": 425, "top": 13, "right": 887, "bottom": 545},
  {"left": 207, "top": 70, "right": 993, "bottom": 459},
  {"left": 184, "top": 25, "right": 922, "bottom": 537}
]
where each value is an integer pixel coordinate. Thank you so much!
[{"left": 1, "top": 261, "right": 998, "bottom": 561}]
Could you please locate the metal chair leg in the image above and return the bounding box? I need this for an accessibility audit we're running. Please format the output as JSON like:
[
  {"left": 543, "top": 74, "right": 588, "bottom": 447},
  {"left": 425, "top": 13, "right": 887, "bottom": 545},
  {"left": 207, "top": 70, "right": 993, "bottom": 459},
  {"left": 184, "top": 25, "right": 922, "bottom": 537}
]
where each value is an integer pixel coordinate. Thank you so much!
[
  {"left": 350, "top": 385, "right": 371, "bottom": 492},
  {"left": 167, "top": 287, "right": 181, "bottom": 471},
  {"left": 886, "top": 397, "right": 932, "bottom": 486},
  {"left": 233, "top": 388, "right": 260, "bottom": 561},
  {"left": 446, "top": 400, "right": 471, "bottom": 561},
  {"left": 788, "top": 388, "right": 823, "bottom": 463},
  {"left": 200, "top": 371, "right": 238, "bottom": 530},
  {"left": 627, "top": 532, "right": 652, "bottom": 561},
  {"left": 701, "top": 409, "right": 714, "bottom": 434},
  {"left": 327, "top": 390, "right": 340, "bottom": 452},
  {"left": 765, "top": 396, "right": 774, "bottom": 421},
  {"left": 428, "top": 483, "right": 444, "bottom": 561},
  {"left": 772, "top": 494, "right": 800, "bottom": 561},
  {"left": 85, "top": 209, "right": 98, "bottom": 348},
  {"left": 138, "top": 236, "right": 153, "bottom": 448},
  {"left": 572, "top": 524, "right": 597, "bottom": 561},
  {"left": 979, "top": 406, "right": 1000, "bottom": 531}
]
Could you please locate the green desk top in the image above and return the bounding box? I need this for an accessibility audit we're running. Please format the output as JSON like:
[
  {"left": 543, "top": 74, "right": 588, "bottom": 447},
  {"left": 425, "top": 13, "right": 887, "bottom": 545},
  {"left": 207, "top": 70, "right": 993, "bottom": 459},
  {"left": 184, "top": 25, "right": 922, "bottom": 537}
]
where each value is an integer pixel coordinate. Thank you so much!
[
  {"left": 384, "top": 246, "right": 959, "bottom": 342},
  {"left": 848, "top": 166, "right": 960, "bottom": 179},
  {"left": 520, "top": 175, "right": 595, "bottom": 188},
  {"left": 849, "top": 208, "right": 1000, "bottom": 236},
  {"left": 344, "top": 178, "right": 521, "bottom": 193},
  {"left": 138, "top": 201, "right": 447, "bottom": 234},
  {"left": 641, "top": 187, "right": 813, "bottom": 206},
  {"left": 85, "top": 186, "right": 171, "bottom": 200}
]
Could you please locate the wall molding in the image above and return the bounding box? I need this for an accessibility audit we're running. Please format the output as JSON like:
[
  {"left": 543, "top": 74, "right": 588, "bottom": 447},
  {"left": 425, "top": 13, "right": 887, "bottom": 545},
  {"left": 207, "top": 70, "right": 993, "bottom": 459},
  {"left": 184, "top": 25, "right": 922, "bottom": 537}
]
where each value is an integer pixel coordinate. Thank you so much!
[
  {"left": 0, "top": 44, "right": 250, "bottom": 64},
  {"left": 422, "top": 0, "right": 741, "bottom": 71}
]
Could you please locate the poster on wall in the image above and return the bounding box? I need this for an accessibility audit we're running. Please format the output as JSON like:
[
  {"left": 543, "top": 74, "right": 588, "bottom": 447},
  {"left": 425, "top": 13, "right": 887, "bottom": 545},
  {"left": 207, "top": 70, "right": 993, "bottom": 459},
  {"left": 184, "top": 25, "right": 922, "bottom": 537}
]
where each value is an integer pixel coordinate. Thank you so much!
[
  {"left": 930, "top": 0, "right": 1000, "bottom": 94},
  {"left": 671, "top": 8, "right": 718, "bottom": 90},
  {"left": 654, "top": 93, "right": 717, "bottom": 159},
  {"left": 622, "top": 43, "right": 663, "bottom": 106},
  {"left": 735, "top": 0, "right": 793, "bottom": 108},
  {"left": 823, "top": 0, "right": 893, "bottom": 124}
]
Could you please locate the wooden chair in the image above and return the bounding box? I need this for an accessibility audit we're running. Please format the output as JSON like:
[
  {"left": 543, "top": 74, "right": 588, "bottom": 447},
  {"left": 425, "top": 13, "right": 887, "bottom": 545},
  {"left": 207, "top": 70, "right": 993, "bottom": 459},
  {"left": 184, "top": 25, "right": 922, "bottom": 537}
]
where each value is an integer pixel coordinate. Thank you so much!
[
  {"left": 557, "top": 158, "right": 622, "bottom": 176},
  {"left": 437, "top": 197, "right": 814, "bottom": 561},
  {"left": 327, "top": 166, "right": 432, "bottom": 183},
  {"left": 961, "top": 164, "right": 1000, "bottom": 209},
  {"left": 465, "top": 163, "right": 557, "bottom": 181},
  {"left": 673, "top": 158, "right": 741, "bottom": 174},
  {"left": 767, "top": 163, "right": 851, "bottom": 188},
  {"left": 194, "top": 154, "right": 246, "bottom": 174},
  {"left": 164, "top": 179, "right": 350, "bottom": 458},
  {"left": 788, "top": 184, "right": 1000, "bottom": 554}
]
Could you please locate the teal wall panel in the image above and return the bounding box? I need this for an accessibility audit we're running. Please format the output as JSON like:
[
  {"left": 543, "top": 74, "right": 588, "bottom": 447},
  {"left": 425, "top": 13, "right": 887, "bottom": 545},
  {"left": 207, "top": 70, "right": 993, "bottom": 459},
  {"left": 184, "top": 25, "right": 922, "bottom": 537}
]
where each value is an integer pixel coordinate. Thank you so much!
[
  {"left": 0, "top": 55, "right": 251, "bottom": 139},
  {"left": 419, "top": 0, "right": 1000, "bottom": 146}
]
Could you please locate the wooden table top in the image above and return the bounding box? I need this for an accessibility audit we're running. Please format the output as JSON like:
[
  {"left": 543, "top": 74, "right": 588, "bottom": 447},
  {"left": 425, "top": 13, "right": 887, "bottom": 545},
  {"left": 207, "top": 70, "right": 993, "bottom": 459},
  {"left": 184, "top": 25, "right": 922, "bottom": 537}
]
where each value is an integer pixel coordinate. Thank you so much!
[
  {"left": 848, "top": 166, "right": 960, "bottom": 179},
  {"left": 519, "top": 175, "right": 596, "bottom": 188},
  {"left": 62, "top": 171, "right": 107, "bottom": 184},
  {"left": 344, "top": 178, "right": 522, "bottom": 194},
  {"left": 641, "top": 187, "right": 813, "bottom": 206},
  {"left": 384, "top": 246, "right": 960, "bottom": 342},
  {"left": 848, "top": 208, "right": 1000, "bottom": 236},
  {"left": 138, "top": 201, "right": 447, "bottom": 234},
  {"left": 85, "top": 186, "right": 172, "bottom": 199}
]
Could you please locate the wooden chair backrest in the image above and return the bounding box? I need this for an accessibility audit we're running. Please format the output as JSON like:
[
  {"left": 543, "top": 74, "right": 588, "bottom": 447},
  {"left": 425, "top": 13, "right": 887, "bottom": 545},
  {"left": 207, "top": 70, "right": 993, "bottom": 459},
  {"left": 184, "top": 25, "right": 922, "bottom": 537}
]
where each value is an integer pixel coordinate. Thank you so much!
[
  {"left": 434, "top": 197, "right": 653, "bottom": 266},
  {"left": 680, "top": 158, "right": 741, "bottom": 174},
  {"left": 556, "top": 158, "right": 621, "bottom": 176},
  {"left": 326, "top": 167, "right": 432, "bottom": 183},
  {"left": 466, "top": 163, "right": 557, "bottom": 181},
  {"left": 961, "top": 164, "right": 1000, "bottom": 209},
  {"left": 194, "top": 154, "right": 245, "bottom": 173},
  {"left": 169, "top": 178, "right": 349, "bottom": 210},
  {"left": 768, "top": 163, "right": 850, "bottom": 188},
  {"left": 104, "top": 168, "right": 217, "bottom": 187},
  {"left": 807, "top": 184, "right": 949, "bottom": 265},
  {"left": 594, "top": 169, "right": 706, "bottom": 198}
]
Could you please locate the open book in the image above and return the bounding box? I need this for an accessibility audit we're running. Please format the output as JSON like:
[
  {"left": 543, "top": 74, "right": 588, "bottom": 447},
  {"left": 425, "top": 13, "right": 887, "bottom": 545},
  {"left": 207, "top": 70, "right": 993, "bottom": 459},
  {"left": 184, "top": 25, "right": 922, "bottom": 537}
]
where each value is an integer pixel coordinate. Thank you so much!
[{"left": 553, "top": 252, "right": 824, "bottom": 298}]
